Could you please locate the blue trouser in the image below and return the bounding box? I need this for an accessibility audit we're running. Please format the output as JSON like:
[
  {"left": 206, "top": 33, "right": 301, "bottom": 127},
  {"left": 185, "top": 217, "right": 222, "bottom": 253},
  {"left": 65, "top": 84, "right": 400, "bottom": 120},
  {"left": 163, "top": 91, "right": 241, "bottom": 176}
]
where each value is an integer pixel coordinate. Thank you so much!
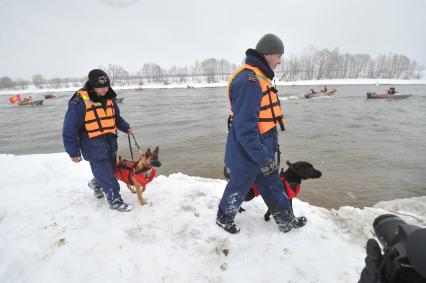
[
  {"left": 89, "top": 158, "right": 123, "bottom": 205},
  {"left": 218, "top": 170, "right": 292, "bottom": 225}
]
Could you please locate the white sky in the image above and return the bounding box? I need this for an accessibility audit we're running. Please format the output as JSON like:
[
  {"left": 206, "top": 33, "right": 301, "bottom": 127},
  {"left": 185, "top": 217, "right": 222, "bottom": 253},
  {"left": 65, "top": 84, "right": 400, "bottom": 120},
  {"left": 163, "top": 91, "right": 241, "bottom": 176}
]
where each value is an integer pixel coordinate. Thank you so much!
[{"left": 1, "top": 0, "right": 425, "bottom": 79}]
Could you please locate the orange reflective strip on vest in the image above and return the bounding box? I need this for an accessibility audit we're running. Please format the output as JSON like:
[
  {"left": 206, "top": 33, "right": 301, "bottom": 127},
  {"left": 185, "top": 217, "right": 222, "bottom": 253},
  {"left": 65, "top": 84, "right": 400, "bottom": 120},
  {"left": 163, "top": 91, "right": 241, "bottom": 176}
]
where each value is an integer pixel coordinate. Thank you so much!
[
  {"left": 227, "top": 64, "right": 285, "bottom": 134},
  {"left": 78, "top": 90, "right": 116, "bottom": 138}
]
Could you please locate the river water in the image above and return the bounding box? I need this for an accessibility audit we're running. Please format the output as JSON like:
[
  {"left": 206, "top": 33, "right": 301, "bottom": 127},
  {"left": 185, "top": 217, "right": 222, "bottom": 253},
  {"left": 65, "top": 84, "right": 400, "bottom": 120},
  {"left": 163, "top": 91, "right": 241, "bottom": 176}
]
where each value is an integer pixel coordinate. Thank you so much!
[{"left": 1, "top": 84, "right": 425, "bottom": 208}]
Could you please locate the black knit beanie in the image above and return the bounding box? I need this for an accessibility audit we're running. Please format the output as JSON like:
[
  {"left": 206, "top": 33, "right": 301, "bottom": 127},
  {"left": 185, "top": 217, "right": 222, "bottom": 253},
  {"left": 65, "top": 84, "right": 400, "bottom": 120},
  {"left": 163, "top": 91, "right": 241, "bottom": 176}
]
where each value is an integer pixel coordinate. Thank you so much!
[{"left": 88, "top": 69, "right": 110, "bottom": 88}]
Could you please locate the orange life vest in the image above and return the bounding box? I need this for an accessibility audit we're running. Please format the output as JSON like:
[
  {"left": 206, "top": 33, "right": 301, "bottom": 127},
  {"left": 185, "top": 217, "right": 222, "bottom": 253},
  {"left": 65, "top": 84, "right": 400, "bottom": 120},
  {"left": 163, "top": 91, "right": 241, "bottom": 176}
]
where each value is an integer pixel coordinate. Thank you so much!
[
  {"left": 79, "top": 90, "right": 116, "bottom": 138},
  {"left": 227, "top": 64, "right": 285, "bottom": 134}
]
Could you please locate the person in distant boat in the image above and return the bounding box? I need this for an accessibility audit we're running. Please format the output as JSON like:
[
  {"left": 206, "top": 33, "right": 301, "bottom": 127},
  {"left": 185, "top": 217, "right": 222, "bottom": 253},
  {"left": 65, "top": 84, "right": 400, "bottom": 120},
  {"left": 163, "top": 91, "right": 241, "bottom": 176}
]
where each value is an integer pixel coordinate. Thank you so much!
[
  {"left": 22, "top": 97, "right": 31, "bottom": 104},
  {"left": 388, "top": 87, "right": 396, "bottom": 95},
  {"left": 310, "top": 88, "right": 316, "bottom": 94},
  {"left": 217, "top": 33, "right": 304, "bottom": 234},
  {"left": 321, "top": 86, "right": 328, "bottom": 92},
  {"left": 63, "top": 69, "right": 133, "bottom": 212}
]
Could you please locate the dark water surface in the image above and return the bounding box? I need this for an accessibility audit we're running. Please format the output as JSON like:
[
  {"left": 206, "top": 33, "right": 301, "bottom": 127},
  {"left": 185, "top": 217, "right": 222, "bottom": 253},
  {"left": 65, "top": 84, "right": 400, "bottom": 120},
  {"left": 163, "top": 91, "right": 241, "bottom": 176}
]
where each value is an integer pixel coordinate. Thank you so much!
[{"left": 1, "top": 84, "right": 425, "bottom": 208}]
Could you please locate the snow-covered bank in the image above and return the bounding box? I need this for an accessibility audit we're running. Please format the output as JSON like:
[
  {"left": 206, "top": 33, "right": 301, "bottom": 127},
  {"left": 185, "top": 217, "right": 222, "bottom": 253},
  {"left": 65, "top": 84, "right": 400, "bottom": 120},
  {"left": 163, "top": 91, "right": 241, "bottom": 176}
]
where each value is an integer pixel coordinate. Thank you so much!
[
  {"left": 0, "top": 83, "right": 228, "bottom": 96},
  {"left": 0, "top": 153, "right": 425, "bottom": 283},
  {"left": 1, "top": 78, "right": 425, "bottom": 96}
]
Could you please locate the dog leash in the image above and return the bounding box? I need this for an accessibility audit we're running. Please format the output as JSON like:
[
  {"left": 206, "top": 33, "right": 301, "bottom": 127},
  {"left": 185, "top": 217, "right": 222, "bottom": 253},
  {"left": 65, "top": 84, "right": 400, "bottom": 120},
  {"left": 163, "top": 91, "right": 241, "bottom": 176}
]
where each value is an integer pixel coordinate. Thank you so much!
[
  {"left": 128, "top": 133, "right": 142, "bottom": 161},
  {"left": 277, "top": 144, "right": 290, "bottom": 170}
]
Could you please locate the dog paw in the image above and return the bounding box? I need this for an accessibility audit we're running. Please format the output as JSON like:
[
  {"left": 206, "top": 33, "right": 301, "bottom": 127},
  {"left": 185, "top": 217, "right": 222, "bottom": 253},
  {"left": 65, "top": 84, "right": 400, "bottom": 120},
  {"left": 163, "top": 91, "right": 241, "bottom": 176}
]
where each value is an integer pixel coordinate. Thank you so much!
[{"left": 139, "top": 201, "right": 153, "bottom": 206}]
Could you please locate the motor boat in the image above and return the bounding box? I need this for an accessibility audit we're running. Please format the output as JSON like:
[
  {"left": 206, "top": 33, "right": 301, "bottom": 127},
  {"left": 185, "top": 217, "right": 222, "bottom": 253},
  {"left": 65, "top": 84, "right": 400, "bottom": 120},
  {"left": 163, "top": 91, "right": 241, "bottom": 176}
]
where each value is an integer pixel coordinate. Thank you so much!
[
  {"left": 44, "top": 92, "right": 56, "bottom": 99},
  {"left": 18, "top": 99, "right": 44, "bottom": 106},
  {"left": 366, "top": 92, "right": 412, "bottom": 99},
  {"left": 305, "top": 88, "right": 337, "bottom": 98}
]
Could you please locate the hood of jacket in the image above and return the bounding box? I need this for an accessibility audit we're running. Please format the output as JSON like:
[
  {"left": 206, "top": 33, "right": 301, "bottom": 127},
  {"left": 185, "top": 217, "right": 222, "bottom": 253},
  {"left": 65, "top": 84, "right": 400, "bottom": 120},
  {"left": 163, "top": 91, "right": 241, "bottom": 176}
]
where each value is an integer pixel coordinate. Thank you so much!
[{"left": 245, "top": 48, "right": 275, "bottom": 80}]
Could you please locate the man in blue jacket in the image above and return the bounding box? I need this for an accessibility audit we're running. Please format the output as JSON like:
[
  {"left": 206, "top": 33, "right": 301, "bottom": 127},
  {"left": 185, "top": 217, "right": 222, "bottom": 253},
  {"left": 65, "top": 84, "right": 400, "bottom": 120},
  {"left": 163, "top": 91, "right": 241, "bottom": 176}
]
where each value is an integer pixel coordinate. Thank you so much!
[
  {"left": 217, "top": 34, "right": 306, "bottom": 233},
  {"left": 63, "top": 69, "right": 133, "bottom": 212}
]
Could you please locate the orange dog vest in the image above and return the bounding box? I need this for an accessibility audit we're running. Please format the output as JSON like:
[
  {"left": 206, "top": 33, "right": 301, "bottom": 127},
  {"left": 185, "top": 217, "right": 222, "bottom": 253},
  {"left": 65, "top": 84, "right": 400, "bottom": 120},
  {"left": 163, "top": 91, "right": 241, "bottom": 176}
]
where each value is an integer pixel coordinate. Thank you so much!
[
  {"left": 251, "top": 176, "right": 301, "bottom": 199},
  {"left": 116, "top": 163, "right": 156, "bottom": 187}
]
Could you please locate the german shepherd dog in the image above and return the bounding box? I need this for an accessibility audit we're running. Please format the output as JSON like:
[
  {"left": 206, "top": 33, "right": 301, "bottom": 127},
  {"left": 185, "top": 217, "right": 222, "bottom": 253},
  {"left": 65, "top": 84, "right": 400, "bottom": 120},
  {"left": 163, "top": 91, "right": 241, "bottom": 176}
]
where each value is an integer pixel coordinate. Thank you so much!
[
  {"left": 116, "top": 147, "right": 161, "bottom": 206},
  {"left": 224, "top": 161, "right": 322, "bottom": 222}
]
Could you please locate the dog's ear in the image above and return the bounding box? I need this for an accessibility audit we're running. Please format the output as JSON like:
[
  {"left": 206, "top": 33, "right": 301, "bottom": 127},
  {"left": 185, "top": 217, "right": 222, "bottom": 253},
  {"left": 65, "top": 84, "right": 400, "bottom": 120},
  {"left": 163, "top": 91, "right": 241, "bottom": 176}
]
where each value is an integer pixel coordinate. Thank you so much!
[
  {"left": 145, "top": 148, "right": 152, "bottom": 158},
  {"left": 286, "top": 160, "right": 292, "bottom": 167},
  {"left": 153, "top": 146, "right": 159, "bottom": 155}
]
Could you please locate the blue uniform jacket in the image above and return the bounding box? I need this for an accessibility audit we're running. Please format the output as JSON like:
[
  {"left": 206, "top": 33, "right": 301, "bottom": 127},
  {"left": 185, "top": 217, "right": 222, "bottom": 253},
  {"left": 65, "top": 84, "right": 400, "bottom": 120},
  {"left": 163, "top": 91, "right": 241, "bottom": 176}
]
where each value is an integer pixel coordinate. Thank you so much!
[
  {"left": 63, "top": 84, "right": 130, "bottom": 161},
  {"left": 224, "top": 49, "right": 280, "bottom": 174}
]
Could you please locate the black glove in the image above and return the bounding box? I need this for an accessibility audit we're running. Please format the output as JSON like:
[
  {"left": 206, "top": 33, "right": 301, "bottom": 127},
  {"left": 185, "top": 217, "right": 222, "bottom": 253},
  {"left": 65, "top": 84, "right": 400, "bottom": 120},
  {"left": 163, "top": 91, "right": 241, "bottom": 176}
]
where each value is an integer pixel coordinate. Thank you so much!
[
  {"left": 359, "top": 239, "right": 382, "bottom": 283},
  {"left": 260, "top": 160, "right": 279, "bottom": 177}
]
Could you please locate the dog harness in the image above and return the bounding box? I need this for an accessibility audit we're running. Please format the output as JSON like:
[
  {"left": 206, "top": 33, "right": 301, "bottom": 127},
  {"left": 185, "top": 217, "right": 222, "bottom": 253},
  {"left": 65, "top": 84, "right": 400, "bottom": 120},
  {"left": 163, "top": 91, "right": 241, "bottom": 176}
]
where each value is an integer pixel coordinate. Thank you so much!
[
  {"left": 251, "top": 176, "right": 301, "bottom": 200},
  {"left": 79, "top": 90, "right": 116, "bottom": 138},
  {"left": 116, "top": 160, "right": 157, "bottom": 187},
  {"left": 283, "top": 179, "right": 301, "bottom": 199},
  {"left": 227, "top": 64, "right": 285, "bottom": 134}
]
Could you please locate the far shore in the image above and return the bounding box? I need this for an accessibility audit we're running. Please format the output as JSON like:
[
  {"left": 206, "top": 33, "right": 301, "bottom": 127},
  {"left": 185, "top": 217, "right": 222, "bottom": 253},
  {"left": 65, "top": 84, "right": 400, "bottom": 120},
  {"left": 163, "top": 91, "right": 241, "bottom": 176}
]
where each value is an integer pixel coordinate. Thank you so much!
[{"left": 1, "top": 78, "right": 425, "bottom": 96}]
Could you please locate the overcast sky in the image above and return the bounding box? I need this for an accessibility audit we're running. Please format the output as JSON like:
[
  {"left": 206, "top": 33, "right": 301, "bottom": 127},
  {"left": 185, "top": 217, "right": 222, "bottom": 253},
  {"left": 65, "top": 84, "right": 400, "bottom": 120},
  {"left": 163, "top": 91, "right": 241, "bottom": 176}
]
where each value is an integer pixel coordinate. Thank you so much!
[{"left": 1, "top": 0, "right": 425, "bottom": 79}]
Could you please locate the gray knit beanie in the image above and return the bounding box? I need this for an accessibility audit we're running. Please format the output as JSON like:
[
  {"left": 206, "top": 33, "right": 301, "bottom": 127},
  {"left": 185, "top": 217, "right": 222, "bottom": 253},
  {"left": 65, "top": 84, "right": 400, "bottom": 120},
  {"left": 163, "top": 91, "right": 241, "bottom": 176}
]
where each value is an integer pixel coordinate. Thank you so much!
[{"left": 255, "top": 33, "right": 284, "bottom": 55}]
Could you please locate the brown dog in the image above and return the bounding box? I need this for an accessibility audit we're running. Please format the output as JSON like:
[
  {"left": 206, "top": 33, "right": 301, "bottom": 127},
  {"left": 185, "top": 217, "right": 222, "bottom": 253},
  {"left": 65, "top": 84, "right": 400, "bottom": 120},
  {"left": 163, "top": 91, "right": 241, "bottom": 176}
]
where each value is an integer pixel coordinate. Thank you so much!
[{"left": 115, "top": 147, "right": 161, "bottom": 205}]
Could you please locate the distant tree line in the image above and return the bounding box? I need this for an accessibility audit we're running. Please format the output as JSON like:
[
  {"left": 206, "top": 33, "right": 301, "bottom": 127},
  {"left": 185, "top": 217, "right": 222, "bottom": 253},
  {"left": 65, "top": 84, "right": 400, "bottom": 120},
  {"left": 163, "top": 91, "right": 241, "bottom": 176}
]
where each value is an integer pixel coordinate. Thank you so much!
[
  {"left": 0, "top": 47, "right": 423, "bottom": 90},
  {"left": 278, "top": 46, "right": 424, "bottom": 81}
]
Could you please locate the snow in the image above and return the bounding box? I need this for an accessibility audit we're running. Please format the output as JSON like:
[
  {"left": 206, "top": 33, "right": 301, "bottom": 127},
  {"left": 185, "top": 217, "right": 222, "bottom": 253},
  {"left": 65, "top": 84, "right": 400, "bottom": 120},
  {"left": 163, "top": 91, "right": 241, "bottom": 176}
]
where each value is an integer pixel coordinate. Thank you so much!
[
  {"left": 0, "top": 153, "right": 425, "bottom": 282},
  {"left": 1, "top": 78, "right": 425, "bottom": 96}
]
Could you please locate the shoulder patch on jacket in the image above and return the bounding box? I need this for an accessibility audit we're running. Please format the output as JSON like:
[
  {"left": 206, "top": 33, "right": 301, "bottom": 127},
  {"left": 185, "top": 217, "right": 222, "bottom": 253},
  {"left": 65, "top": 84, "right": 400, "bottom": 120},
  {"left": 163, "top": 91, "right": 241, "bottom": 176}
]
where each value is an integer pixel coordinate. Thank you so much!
[
  {"left": 248, "top": 71, "right": 257, "bottom": 82},
  {"left": 70, "top": 95, "right": 81, "bottom": 105}
]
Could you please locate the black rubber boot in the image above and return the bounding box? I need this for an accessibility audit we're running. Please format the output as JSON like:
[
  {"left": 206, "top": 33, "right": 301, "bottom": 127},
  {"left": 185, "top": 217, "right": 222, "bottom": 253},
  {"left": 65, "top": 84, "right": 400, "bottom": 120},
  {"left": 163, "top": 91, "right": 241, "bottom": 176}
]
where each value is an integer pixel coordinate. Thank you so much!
[
  {"left": 88, "top": 178, "right": 104, "bottom": 199},
  {"left": 273, "top": 210, "right": 307, "bottom": 233},
  {"left": 295, "top": 216, "right": 307, "bottom": 226},
  {"left": 109, "top": 202, "right": 132, "bottom": 212},
  {"left": 264, "top": 210, "right": 272, "bottom": 221},
  {"left": 216, "top": 210, "right": 240, "bottom": 234}
]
